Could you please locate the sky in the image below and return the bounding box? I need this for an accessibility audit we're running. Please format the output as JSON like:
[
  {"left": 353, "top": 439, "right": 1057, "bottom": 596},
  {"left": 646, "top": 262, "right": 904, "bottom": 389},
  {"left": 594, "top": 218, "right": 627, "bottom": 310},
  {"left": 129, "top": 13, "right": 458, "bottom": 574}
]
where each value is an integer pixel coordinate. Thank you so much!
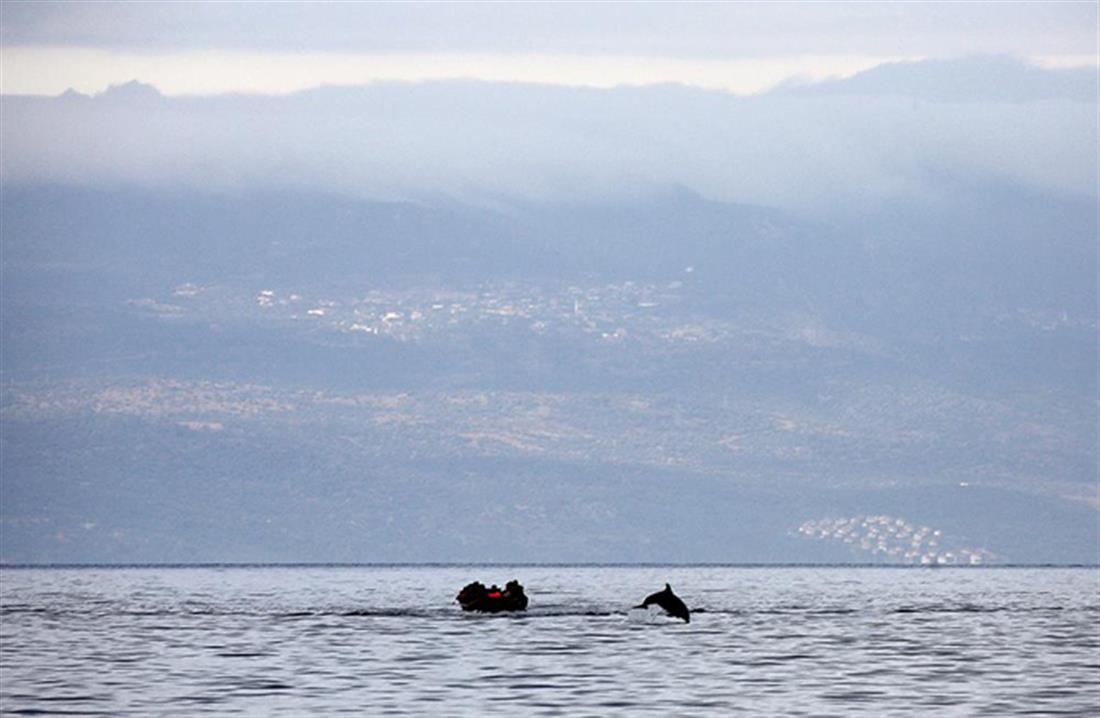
[{"left": 1, "top": 2, "right": 1097, "bottom": 96}]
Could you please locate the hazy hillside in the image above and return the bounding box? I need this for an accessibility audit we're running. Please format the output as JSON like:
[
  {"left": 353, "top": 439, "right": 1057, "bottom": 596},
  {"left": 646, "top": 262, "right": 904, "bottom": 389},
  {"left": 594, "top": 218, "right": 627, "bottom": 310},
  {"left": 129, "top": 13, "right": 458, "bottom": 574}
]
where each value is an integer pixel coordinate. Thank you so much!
[
  {"left": 1, "top": 61, "right": 1096, "bottom": 564},
  {"left": 2, "top": 185, "right": 1095, "bottom": 564}
]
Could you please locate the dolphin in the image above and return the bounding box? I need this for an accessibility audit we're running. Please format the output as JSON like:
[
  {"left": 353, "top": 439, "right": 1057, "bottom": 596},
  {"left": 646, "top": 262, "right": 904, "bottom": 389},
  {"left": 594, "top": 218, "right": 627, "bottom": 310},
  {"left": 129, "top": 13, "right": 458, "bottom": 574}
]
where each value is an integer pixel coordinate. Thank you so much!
[{"left": 635, "top": 583, "right": 690, "bottom": 623}]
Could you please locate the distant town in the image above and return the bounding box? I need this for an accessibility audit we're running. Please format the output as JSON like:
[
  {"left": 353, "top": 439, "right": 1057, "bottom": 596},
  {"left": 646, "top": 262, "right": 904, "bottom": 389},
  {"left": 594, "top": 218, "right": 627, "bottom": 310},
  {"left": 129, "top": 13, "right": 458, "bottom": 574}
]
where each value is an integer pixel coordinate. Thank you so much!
[
  {"left": 156, "top": 278, "right": 805, "bottom": 350},
  {"left": 129, "top": 276, "right": 1096, "bottom": 360}
]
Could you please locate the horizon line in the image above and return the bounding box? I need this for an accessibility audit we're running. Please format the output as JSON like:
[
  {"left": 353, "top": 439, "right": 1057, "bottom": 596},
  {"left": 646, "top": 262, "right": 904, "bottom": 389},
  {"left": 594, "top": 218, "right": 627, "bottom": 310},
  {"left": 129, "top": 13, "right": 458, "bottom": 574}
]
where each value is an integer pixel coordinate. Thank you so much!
[
  {"left": 2, "top": 562, "right": 1095, "bottom": 570},
  {"left": 3, "top": 48, "right": 1095, "bottom": 99}
]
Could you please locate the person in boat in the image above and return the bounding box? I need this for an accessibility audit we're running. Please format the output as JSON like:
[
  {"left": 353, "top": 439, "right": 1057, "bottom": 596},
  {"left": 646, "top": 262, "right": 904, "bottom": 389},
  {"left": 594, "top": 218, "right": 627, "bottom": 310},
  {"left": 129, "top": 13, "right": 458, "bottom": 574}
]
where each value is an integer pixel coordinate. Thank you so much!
[{"left": 503, "top": 580, "right": 528, "bottom": 609}]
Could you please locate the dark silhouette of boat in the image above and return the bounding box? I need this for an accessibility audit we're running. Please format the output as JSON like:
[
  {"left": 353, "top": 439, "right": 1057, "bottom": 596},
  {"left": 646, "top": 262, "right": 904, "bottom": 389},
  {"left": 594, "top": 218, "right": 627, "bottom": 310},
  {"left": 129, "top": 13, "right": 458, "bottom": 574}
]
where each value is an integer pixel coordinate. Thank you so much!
[{"left": 456, "top": 580, "right": 528, "bottom": 612}]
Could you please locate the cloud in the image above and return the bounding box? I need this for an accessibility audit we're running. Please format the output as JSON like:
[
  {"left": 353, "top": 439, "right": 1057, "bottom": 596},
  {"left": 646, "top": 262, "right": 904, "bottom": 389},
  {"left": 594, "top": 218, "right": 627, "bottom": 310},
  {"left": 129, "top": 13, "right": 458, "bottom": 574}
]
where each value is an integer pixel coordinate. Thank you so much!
[
  {"left": 2, "top": 2, "right": 1095, "bottom": 58},
  {"left": 1, "top": 59, "right": 1095, "bottom": 213},
  {"left": 3, "top": 4, "right": 1095, "bottom": 99}
]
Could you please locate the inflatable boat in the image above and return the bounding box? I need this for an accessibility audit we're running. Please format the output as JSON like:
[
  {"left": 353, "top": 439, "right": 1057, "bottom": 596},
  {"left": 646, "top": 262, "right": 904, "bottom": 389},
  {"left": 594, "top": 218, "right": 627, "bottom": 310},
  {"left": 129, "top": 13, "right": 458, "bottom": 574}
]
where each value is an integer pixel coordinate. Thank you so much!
[{"left": 456, "top": 580, "right": 528, "bottom": 612}]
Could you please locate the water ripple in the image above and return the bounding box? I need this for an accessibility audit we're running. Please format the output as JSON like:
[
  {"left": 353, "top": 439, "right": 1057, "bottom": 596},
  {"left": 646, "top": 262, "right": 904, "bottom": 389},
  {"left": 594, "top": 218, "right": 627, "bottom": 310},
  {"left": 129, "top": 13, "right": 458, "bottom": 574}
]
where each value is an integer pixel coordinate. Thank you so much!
[{"left": 1, "top": 566, "right": 1097, "bottom": 716}]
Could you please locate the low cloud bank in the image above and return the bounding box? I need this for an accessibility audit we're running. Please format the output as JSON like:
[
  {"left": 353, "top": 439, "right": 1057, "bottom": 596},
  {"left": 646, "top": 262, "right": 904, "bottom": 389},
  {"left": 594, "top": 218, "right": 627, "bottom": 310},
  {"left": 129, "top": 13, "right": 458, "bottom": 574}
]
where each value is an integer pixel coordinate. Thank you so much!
[{"left": 2, "top": 58, "right": 1095, "bottom": 213}]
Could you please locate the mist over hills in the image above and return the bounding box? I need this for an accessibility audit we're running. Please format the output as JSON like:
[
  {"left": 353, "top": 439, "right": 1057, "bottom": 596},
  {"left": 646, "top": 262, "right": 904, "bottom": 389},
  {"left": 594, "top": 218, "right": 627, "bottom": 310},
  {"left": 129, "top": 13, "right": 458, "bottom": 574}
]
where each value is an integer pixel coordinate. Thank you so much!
[
  {"left": 1, "top": 57, "right": 1097, "bottom": 564},
  {"left": 3, "top": 57, "right": 1095, "bottom": 208},
  {"left": 774, "top": 55, "right": 1099, "bottom": 103}
]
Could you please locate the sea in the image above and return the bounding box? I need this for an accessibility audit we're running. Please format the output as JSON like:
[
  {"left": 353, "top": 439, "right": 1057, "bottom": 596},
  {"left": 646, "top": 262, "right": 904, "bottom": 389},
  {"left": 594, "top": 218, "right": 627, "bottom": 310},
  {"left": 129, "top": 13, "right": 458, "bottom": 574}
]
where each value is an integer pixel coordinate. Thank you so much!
[{"left": 1, "top": 565, "right": 1097, "bottom": 716}]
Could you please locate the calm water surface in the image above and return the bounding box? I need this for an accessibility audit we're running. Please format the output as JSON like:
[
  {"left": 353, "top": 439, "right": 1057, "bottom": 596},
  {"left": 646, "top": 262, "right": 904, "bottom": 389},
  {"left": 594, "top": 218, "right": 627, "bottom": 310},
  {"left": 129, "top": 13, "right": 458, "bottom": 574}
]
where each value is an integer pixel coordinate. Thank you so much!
[{"left": 1, "top": 566, "right": 1097, "bottom": 716}]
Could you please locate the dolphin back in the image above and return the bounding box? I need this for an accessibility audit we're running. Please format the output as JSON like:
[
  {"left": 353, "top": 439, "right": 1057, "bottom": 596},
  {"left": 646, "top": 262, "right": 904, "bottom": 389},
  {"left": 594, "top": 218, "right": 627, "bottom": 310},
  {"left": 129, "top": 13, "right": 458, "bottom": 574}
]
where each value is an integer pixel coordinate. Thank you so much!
[{"left": 636, "top": 585, "right": 691, "bottom": 622}]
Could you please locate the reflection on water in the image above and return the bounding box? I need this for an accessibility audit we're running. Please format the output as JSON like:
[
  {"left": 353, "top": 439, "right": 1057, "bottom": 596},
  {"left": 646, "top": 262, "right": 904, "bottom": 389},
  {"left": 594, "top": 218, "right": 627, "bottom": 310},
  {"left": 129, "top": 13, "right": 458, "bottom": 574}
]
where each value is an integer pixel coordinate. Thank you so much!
[{"left": 1, "top": 566, "right": 1097, "bottom": 716}]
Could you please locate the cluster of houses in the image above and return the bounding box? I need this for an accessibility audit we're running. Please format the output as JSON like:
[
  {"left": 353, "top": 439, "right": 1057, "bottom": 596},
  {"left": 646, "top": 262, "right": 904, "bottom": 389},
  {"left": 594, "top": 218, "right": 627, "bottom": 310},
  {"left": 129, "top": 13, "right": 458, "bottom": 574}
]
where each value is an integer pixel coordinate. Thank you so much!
[
  {"left": 241, "top": 281, "right": 723, "bottom": 346},
  {"left": 797, "top": 514, "right": 995, "bottom": 565}
]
